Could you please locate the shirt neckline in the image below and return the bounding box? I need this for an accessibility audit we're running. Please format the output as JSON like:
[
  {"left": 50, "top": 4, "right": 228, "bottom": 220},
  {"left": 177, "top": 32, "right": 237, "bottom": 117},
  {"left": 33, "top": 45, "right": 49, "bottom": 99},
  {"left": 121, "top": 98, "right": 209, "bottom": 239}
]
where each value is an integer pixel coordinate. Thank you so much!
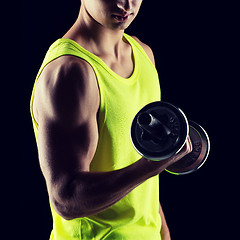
[{"left": 56, "top": 33, "right": 139, "bottom": 85}]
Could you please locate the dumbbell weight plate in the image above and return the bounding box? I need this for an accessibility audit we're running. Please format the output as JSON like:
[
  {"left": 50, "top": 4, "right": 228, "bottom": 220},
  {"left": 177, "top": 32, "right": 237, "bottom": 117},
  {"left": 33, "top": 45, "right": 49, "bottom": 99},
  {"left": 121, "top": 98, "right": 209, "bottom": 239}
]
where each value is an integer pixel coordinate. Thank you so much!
[
  {"left": 166, "top": 121, "right": 210, "bottom": 175},
  {"left": 131, "top": 101, "right": 189, "bottom": 161}
]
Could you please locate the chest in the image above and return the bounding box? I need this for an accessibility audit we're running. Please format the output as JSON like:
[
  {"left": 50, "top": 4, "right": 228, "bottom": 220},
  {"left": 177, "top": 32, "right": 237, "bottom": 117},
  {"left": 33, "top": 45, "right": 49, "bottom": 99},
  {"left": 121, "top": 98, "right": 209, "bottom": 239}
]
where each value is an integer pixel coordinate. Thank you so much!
[
  {"left": 96, "top": 55, "right": 161, "bottom": 135},
  {"left": 108, "top": 54, "right": 134, "bottom": 79},
  {"left": 99, "top": 48, "right": 134, "bottom": 79},
  {"left": 91, "top": 47, "right": 161, "bottom": 171}
]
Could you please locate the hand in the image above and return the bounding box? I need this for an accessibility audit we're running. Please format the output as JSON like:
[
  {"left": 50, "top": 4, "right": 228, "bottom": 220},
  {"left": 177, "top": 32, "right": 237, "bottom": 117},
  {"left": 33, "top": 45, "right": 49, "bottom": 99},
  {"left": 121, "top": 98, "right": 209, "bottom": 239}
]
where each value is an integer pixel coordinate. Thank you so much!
[
  {"left": 169, "top": 135, "right": 193, "bottom": 165},
  {"left": 143, "top": 135, "right": 193, "bottom": 175}
]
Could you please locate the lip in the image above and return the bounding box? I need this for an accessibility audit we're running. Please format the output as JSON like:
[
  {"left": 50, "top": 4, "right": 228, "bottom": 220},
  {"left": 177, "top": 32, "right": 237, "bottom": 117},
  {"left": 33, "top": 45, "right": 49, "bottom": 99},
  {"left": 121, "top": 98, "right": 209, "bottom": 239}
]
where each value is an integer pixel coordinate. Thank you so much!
[{"left": 111, "top": 13, "right": 132, "bottom": 22}]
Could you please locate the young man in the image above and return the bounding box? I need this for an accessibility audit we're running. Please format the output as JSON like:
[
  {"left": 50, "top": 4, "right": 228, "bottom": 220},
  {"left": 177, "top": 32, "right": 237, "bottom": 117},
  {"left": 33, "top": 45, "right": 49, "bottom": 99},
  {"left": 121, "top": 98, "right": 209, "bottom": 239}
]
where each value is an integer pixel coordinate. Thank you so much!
[{"left": 30, "top": 0, "right": 192, "bottom": 239}]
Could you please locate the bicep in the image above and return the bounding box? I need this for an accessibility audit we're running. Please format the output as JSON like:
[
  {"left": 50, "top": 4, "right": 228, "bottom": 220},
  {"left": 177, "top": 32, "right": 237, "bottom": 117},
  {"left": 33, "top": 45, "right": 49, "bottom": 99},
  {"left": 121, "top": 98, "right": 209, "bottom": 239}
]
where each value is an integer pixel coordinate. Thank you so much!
[
  {"left": 38, "top": 117, "right": 98, "bottom": 182},
  {"left": 35, "top": 57, "right": 99, "bottom": 186}
]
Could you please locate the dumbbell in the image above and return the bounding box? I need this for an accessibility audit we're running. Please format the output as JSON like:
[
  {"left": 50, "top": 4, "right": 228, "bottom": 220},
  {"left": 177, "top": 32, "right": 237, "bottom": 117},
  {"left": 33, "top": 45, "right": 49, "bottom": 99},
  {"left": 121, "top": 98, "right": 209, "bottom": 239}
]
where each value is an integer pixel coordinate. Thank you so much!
[{"left": 131, "top": 101, "right": 210, "bottom": 175}]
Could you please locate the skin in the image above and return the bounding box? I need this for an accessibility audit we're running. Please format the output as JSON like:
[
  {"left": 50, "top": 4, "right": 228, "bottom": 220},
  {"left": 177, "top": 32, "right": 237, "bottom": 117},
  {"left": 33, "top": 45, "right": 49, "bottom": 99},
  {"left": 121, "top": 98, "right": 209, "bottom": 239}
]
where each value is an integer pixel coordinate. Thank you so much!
[{"left": 32, "top": 1, "right": 192, "bottom": 239}]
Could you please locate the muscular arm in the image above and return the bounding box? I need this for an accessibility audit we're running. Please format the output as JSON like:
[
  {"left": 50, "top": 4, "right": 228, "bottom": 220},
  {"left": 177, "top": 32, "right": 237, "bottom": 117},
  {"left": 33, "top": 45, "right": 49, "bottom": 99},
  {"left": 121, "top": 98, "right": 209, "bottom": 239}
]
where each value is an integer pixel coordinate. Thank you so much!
[{"left": 34, "top": 55, "right": 191, "bottom": 220}]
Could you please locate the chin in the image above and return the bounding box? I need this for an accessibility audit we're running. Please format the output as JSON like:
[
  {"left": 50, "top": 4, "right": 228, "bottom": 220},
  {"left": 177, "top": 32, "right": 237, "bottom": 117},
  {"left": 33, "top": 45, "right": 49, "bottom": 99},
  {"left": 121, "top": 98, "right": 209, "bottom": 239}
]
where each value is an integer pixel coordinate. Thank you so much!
[{"left": 109, "top": 21, "right": 132, "bottom": 31}]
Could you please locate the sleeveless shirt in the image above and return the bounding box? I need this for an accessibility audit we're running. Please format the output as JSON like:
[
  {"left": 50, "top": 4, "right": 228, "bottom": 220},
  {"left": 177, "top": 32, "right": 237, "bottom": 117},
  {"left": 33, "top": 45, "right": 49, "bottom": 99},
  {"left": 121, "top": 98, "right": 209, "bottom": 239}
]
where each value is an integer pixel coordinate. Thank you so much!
[{"left": 30, "top": 33, "right": 162, "bottom": 239}]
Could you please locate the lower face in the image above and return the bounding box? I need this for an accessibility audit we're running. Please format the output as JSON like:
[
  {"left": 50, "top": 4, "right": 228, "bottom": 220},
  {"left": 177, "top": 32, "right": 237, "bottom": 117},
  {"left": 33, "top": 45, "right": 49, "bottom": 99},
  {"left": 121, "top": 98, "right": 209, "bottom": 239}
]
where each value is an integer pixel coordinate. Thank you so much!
[
  {"left": 110, "top": 13, "right": 135, "bottom": 30},
  {"left": 82, "top": 0, "right": 143, "bottom": 31}
]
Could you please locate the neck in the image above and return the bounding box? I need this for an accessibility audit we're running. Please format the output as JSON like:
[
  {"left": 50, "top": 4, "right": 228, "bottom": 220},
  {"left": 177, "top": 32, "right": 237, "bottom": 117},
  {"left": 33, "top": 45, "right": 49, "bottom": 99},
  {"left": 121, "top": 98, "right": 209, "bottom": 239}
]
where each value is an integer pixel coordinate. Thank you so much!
[{"left": 64, "top": 7, "right": 125, "bottom": 59}]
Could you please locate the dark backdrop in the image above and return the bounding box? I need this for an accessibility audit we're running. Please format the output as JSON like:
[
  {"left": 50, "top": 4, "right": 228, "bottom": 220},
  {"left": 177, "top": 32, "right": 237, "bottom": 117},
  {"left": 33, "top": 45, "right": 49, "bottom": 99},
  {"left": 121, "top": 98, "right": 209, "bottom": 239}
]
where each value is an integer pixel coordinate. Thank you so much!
[{"left": 21, "top": 1, "right": 237, "bottom": 239}]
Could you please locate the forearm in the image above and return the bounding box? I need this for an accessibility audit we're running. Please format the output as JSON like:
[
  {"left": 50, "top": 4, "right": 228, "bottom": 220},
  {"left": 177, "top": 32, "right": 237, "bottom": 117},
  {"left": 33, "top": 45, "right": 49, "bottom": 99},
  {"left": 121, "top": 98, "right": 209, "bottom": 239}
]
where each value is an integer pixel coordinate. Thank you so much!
[{"left": 51, "top": 157, "right": 171, "bottom": 220}]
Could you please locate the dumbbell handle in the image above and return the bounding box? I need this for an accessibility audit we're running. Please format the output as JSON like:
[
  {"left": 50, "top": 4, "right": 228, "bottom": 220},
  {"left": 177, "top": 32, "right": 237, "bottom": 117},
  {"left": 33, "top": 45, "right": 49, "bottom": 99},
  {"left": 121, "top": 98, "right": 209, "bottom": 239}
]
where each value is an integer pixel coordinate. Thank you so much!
[{"left": 137, "top": 112, "right": 171, "bottom": 142}]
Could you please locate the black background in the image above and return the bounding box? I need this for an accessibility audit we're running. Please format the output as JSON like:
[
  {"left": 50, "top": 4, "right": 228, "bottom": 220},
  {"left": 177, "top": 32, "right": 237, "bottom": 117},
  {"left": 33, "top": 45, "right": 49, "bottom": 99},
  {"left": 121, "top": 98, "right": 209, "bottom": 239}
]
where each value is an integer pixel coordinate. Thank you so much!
[{"left": 21, "top": 0, "right": 237, "bottom": 239}]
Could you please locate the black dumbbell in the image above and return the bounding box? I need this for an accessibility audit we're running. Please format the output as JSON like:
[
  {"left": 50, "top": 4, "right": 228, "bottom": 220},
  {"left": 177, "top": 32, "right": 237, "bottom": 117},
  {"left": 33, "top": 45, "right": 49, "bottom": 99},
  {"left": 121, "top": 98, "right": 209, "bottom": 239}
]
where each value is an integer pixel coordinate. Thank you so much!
[{"left": 131, "top": 101, "right": 210, "bottom": 175}]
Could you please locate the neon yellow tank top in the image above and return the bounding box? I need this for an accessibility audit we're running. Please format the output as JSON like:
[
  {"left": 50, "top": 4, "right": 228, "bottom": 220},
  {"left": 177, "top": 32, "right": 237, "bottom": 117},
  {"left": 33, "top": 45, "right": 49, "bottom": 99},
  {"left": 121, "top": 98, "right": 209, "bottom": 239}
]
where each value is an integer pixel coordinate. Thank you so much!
[{"left": 30, "top": 33, "right": 162, "bottom": 240}]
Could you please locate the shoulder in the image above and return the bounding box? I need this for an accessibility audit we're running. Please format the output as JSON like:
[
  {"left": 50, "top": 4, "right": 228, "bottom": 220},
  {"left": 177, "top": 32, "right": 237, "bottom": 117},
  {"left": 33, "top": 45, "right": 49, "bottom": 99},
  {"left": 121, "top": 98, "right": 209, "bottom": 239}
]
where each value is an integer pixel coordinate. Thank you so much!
[
  {"left": 34, "top": 56, "right": 99, "bottom": 124},
  {"left": 131, "top": 36, "right": 155, "bottom": 66},
  {"left": 39, "top": 55, "right": 96, "bottom": 87}
]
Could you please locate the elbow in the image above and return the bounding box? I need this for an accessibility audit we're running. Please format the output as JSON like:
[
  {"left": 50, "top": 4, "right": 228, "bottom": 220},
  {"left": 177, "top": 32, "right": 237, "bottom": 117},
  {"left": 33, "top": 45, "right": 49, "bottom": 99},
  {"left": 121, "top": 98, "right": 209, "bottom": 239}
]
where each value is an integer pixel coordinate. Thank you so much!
[
  {"left": 48, "top": 178, "right": 86, "bottom": 220},
  {"left": 49, "top": 175, "right": 94, "bottom": 220},
  {"left": 51, "top": 198, "right": 74, "bottom": 220},
  {"left": 50, "top": 195, "right": 89, "bottom": 220}
]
